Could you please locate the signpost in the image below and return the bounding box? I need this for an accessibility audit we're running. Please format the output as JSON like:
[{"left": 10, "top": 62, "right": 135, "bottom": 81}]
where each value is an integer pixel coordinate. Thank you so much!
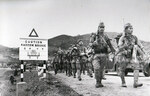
[
  {"left": 19, "top": 38, "right": 48, "bottom": 60},
  {"left": 17, "top": 29, "right": 48, "bottom": 96}
]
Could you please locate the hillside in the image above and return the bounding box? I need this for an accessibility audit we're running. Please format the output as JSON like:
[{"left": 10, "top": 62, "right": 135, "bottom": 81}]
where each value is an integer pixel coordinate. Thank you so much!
[
  {"left": 0, "top": 45, "right": 19, "bottom": 63},
  {"left": 0, "top": 45, "right": 9, "bottom": 53},
  {"left": 1, "top": 32, "right": 150, "bottom": 61},
  {"left": 48, "top": 32, "right": 150, "bottom": 55},
  {"left": 48, "top": 32, "right": 119, "bottom": 55}
]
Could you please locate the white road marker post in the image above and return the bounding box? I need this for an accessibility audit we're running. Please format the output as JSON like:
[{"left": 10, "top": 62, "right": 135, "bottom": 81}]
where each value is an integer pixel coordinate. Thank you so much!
[
  {"left": 38, "top": 61, "right": 47, "bottom": 80},
  {"left": 16, "top": 60, "right": 28, "bottom": 96},
  {"left": 21, "top": 60, "right": 24, "bottom": 82}
]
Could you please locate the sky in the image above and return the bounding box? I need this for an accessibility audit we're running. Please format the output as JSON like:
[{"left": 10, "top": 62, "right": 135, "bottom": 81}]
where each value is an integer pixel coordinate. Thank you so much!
[{"left": 0, "top": 0, "right": 150, "bottom": 47}]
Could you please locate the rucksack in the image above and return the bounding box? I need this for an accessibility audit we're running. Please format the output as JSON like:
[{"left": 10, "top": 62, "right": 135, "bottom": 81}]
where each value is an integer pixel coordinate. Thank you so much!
[{"left": 71, "top": 47, "right": 80, "bottom": 57}]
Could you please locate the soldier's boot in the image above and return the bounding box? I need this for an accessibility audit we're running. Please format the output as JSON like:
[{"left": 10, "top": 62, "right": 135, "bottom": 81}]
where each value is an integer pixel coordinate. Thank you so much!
[
  {"left": 68, "top": 69, "right": 70, "bottom": 77},
  {"left": 86, "top": 67, "right": 90, "bottom": 76},
  {"left": 68, "top": 68, "right": 72, "bottom": 77},
  {"left": 102, "top": 70, "right": 106, "bottom": 80},
  {"left": 87, "top": 68, "right": 90, "bottom": 76},
  {"left": 83, "top": 70, "right": 85, "bottom": 75},
  {"left": 120, "top": 72, "right": 127, "bottom": 87},
  {"left": 77, "top": 69, "right": 82, "bottom": 81},
  {"left": 69, "top": 66, "right": 72, "bottom": 76},
  {"left": 95, "top": 80, "right": 104, "bottom": 88},
  {"left": 65, "top": 68, "right": 68, "bottom": 76},
  {"left": 89, "top": 69, "right": 93, "bottom": 78},
  {"left": 54, "top": 69, "right": 57, "bottom": 75},
  {"left": 72, "top": 69, "right": 76, "bottom": 78},
  {"left": 133, "top": 70, "right": 143, "bottom": 88},
  {"left": 11, "top": 80, "right": 14, "bottom": 85},
  {"left": 73, "top": 74, "right": 76, "bottom": 78},
  {"left": 95, "top": 69, "right": 104, "bottom": 88}
]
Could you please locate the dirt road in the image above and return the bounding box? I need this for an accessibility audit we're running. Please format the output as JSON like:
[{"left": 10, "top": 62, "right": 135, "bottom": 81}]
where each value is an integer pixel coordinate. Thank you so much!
[
  {"left": 1, "top": 68, "right": 150, "bottom": 96},
  {"left": 50, "top": 71, "right": 150, "bottom": 96}
]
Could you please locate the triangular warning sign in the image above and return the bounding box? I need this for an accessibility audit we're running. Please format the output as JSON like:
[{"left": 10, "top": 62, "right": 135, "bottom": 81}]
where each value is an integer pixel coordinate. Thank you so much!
[{"left": 29, "top": 28, "right": 39, "bottom": 37}]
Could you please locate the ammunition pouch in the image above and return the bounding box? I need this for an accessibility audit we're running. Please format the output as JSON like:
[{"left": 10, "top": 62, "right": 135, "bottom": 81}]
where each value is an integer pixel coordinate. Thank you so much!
[
  {"left": 93, "top": 43, "right": 108, "bottom": 54},
  {"left": 125, "top": 50, "right": 132, "bottom": 58}
]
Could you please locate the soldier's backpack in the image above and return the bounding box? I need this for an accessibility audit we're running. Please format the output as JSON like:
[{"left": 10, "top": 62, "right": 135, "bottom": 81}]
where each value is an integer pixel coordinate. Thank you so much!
[{"left": 71, "top": 46, "right": 80, "bottom": 57}]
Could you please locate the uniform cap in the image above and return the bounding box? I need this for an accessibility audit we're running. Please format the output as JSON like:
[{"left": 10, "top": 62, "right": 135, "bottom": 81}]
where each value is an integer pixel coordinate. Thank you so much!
[
  {"left": 98, "top": 22, "right": 105, "bottom": 27},
  {"left": 77, "top": 39, "right": 83, "bottom": 43},
  {"left": 54, "top": 53, "right": 57, "bottom": 56},
  {"left": 124, "top": 23, "right": 132, "bottom": 29}
]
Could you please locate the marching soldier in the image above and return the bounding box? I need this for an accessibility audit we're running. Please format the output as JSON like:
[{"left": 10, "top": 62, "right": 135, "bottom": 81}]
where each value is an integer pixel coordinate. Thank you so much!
[
  {"left": 57, "top": 47, "right": 64, "bottom": 72},
  {"left": 70, "top": 44, "right": 79, "bottom": 79},
  {"left": 52, "top": 53, "right": 59, "bottom": 75},
  {"left": 63, "top": 50, "right": 72, "bottom": 77},
  {"left": 117, "top": 23, "right": 145, "bottom": 88},
  {"left": 86, "top": 46, "right": 94, "bottom": 77},
  {"left": 77, "top": 39, "right": 87, "bottom": 75},
  {"left": 89, "top": 22, "right": 115, "bottom": 88},
  {"left": 68, "top": 46, "right": 73, "bottom": 76}
]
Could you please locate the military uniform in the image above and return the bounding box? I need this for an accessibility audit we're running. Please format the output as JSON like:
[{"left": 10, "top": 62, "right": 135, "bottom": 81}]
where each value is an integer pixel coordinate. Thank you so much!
[
  {"left": 57, "top": 48, "right": 64, "bottom": 72},
  {"left": 90, "top": 22, "right": 115, "bottom": 88},
  {"left": 86, "top": 47, "right": 94, "bottom": 77},
  {"left": 117, "top": 23, "right": 145, "bottom": 88},
  {"left": 70, "top": 41, "right": 87, "bottom": 81},
  {"left": 77, "top": 40, "right": 87, "bottom": 75},
  {"left": 52, "top": 53, "right": 59, "bottom": 75},
  {"left": 64, "top": 51, "right": 72, "bottom": 77},
  {"left": 70, "top": 46, "right": 80, "bottom": 79}
]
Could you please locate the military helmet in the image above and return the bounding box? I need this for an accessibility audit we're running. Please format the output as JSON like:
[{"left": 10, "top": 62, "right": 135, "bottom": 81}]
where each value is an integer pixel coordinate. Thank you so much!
[
  {"left": 54, "top": 53, "right": 57, "bottom": 55},
  {"left": 90, "top": 33, "right": 96, "bottom": 36},
  {"left": 98, "top": 22, "right": 105, "bottom": 27},
  {"left": 124, "top": 23, "right": 132, "bottom": 30},
  {"left": 77, "top": 39, "right": 83, "bottom": 43}
]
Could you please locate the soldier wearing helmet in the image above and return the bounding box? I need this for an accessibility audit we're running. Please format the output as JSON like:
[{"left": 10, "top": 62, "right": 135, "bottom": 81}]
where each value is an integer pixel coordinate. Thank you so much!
[
  {"left": 52, "top": 53, "right": 59, "bottom": 75},
  {"left": 90, "top": 22, "right": 115, "bottom": 88},
  {"left": 70, "top": 44, "right": 80, "bottom": 79},
  {"left": 77, "top": 39, "right": 88, "bottom": 80},
  {"left": 117, "top": 23, "right": 145, "bottom": 88},
  {"left": 57, "top": 47, "right": 64, "bottom": 73}
]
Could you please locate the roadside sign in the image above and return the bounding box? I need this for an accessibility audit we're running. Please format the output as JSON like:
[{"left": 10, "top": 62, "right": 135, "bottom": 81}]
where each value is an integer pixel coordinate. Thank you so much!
[
  {"left": 19, "top": 29, "right": 48, "bottom": 60},
  {"left": 29, "top": 28, "right": 39, "bottom": 37},
  {"left": 19, "top": 38, "right": 48, "bottom": 60}
]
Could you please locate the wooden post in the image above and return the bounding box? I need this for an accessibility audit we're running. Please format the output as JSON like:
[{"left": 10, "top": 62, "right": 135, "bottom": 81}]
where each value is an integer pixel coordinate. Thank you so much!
[
  {"left": 21, "top": 60, "right": 24, "bottom": 82},
  {"left": 43, "top": 60, "right": 46, "bottom": 78}
]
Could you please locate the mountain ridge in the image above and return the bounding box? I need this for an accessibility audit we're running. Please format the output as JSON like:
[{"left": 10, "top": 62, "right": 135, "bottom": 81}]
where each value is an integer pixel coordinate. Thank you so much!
[{"left": 0, "top": 32, "right": 150, "bottom": 62}]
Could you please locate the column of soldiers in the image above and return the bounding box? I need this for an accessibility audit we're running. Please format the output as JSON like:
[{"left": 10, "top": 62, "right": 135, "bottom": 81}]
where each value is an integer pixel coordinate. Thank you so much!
[
  {"left": 52, "top": 22, "right": 146, "bottom": 88},
  {"left": 52, "top": 40, "right": 94, "bottom": 81}
]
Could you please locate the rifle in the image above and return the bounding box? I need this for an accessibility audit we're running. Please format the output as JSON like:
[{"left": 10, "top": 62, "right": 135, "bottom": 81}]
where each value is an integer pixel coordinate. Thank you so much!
[
  {"left": 98, "top": 34, "right": 115, "bottom": 53},
  {"left": 115, "top": 42, "right": 133, "bottom": 56}
]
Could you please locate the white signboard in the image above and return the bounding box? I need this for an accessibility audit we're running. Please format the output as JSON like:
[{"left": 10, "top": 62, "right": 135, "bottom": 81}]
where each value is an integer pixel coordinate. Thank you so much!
[{"left": 19, "top": 38, "right": 48, "bottom": 60}]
